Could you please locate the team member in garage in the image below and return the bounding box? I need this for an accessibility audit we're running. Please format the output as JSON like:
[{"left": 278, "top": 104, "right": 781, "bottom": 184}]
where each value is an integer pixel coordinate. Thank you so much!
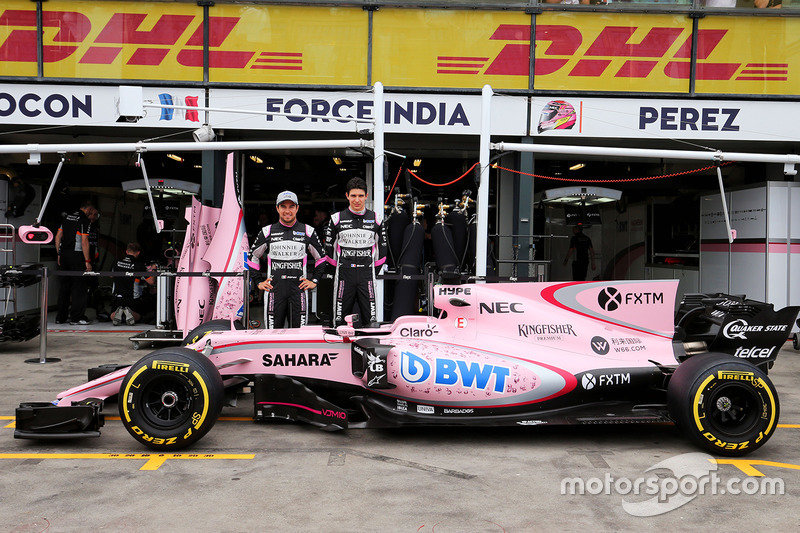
[
  {"left": 249, "top": 191, "right": 327, "bottom": 328},
  {"left": 54, "top": 200, "right": 96, "bottom": 325},
  {"left": 325, "top": 177, "right": 387, "bottom": 327},
  {"left": 563, "top": 224, "right": 596, "bottom": 281}
]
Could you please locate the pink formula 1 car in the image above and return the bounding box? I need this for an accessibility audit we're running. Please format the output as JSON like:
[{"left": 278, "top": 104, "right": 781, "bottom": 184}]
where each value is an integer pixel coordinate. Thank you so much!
[{"left": 15, "top": 281, "right": 799, "bottom": 457}]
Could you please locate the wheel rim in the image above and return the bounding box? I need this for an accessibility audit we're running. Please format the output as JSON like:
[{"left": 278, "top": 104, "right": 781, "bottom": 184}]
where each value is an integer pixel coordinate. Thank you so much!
[
  {"left": 706, "top": 382, "right": 761, "bottom": 438},
  {"left": 140, "top": 375, "right": 194, "bottom": 428}
]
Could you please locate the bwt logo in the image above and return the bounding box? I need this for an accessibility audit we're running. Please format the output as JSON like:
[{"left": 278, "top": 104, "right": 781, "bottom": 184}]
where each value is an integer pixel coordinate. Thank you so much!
[
  {"left": 597, "top": 287, "right": 664, "bottom": 312},
  {"left": 439, "top": 24, "right": 787, "bottom": 83},
  {"left": 400, "top": 351, "right": 509, "bottom": 393}
]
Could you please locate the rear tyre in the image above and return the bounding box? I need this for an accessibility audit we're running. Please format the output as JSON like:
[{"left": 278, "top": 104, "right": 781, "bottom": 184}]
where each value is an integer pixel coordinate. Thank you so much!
[
  {"left": 118, "top": 348, "right": 224, "bottom": 450},
  {"left": 793, "top": 332, "right": 799, "bottom": 350},
  {"left": 667, "top": 353, "right": 779, "bottom": 456},
  {"left": 182, "top": 318, "right": 242, "bottom": 346}
]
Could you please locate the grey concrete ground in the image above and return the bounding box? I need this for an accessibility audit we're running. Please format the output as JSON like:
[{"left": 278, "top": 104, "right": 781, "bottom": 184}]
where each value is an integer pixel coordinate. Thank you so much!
[{"left": 1, "top": 333, "right": 799, "bottom": 532}]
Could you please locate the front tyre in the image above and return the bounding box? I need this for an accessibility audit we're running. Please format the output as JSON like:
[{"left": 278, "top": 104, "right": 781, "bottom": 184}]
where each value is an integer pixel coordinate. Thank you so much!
[
  {"left": 119, "top": 348, "right": 224, "bottom": 450},
  {"left": 667, "top": 353, "right": 779, "bottom": 457}
]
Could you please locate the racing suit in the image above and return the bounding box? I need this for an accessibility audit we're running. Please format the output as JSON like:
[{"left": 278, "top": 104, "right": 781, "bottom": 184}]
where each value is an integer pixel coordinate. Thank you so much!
[
  {"left": 249, "top": 221, "right": 326, "bottom": 328},
  {"left": 325, "top": 208, "right": 387, "bottom": 326}
]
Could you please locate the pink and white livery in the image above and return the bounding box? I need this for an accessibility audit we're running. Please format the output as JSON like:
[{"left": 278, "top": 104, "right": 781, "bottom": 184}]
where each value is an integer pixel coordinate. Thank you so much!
[{"left": 16, "top": 280, "right": 798, "bottom": 457}]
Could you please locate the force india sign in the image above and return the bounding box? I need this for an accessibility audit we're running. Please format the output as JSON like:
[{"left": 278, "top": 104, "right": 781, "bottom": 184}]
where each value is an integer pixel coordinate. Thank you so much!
[{"left": 0, "top": 83, "right": 797, "bottom": 141}]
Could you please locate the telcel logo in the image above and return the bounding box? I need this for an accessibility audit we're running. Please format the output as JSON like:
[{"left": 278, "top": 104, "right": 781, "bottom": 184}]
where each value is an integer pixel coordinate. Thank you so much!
[
  {"left": 733, "top": 346, "right": 775, "bottom": 359},
  {"left": 400, "top": 351, "right": 509, "bottom": 393}
]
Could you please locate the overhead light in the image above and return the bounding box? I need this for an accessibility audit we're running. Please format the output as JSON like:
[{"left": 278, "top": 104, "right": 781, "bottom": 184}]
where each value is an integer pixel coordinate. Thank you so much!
[
  {"left": 192, "top": 124, "right": 216, "bottom": 142},
  {"left": 413, "top": 159, "right": 422, "bottom": 167},
  {"left": 339, "top": 167, "right": 347, "bottom": 172},
  {"left": 121, "top": 178, "right": 200, "bottom": 197},
  {"left": 332, "top": 157, "right": 343, "bottom": 165},
  {"left": 569, "top": 163, "right": 585, "bottom": 171},
  {"left": 543, "top": 186, "right": 622, "bottom": 206},
  {"left": 250, "top": 155, "right": 263, "bottom": 164},
  {"left": 193, "top": 164, "right": 202, "bottom": 169},
  {"left": 265, "top": 166, "right": 275, "bottom": 170},
  {"left": 166, "top": 153, "right": 184, "bottom": 162}
]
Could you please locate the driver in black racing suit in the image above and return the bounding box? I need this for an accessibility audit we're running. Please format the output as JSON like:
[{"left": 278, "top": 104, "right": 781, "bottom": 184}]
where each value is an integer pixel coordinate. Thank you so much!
[
  {"left": 324, "top": 177, "right": 387, "bottom": 326},
  {"left": 249, "top": 191, "right": 327, "bottom": 328}
]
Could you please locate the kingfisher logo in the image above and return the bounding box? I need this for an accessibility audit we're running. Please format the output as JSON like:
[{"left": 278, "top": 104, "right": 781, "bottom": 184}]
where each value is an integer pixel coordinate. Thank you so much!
[{"left": 399, "top": 351, "right": 510, "bottom": 393}]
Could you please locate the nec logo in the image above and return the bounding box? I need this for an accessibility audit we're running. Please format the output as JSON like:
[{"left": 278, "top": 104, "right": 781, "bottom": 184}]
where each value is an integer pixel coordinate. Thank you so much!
[
  {"left": 440, "top": 24, "right": 787, "bottom": 83},
  {"left": 479, "top": 302, "right": 523, "bottom": 314}
]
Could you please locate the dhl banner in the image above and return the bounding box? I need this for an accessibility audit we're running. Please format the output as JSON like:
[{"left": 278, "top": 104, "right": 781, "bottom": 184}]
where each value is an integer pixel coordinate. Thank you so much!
[
  {"left": 695, "top": 16, "right": 798, "bottom": 96},
  {"left": 0, "top": 0, "right": 367, "bottom": 84},
  {"left": 372, "top": 9, "right": 530, "bottom": 90},
  {"left": 0, "top": 1, "right": 797, "bottom": 95}
]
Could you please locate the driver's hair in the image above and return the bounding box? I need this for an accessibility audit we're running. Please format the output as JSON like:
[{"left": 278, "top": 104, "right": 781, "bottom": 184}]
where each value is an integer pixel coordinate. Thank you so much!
[{"left": 345, "top": 177, "right": 368, "bottom": 194}]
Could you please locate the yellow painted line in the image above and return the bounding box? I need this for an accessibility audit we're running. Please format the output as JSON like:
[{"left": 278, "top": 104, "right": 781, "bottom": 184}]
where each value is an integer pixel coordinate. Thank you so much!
[
  {"left": 778, "top": 424, "right": 800, "bottom": 428},
  {"left": 716, "top": 459, "right": 800, "bottom": 477},
  {"left": 0, "top": 452, "right": 254, "bottom": 471},
  {"left": 0, "top": 416, "right": 14, "bottom": 420}
]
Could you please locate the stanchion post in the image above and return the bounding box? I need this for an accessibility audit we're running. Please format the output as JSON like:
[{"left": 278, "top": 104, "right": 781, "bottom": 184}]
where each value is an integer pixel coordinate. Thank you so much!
[{"left": 27, "top": 265, "right": 61, "bottom": 364}]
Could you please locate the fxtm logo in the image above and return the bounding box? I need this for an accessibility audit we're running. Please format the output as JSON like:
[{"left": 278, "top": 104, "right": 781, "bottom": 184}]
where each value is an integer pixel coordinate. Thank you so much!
[
  {"left": 400, "top": 351, "right": 509, "bottom": 393},
  {"left": 438, "top": 24, "right": 787, "bottom": 82},
  {"left": 580, "top": 372, "right": 630, "bottom": 390},
  {"left": 597, "top": 287, "right": 664, "bottom": 312},
  {"left": 0, "top": 10, "right": 300, "bottom": 71}
]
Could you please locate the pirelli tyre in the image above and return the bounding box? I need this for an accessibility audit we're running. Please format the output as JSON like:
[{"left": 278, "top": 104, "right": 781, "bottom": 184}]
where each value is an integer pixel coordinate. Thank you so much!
[
  {"left": 119, "top": 348, "right": 224, "bottom": 450},
  {"left": 182, "top": 319, "right": 242, "bottom": 347},
  {"left": 667, "top": 353, "right": 779, "bottom": 457}
]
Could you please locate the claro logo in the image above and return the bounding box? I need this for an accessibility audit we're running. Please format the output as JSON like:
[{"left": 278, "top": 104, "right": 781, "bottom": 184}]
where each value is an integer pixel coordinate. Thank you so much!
[{"left": 438, "top": 24, "right": 787, "bottom": 82}]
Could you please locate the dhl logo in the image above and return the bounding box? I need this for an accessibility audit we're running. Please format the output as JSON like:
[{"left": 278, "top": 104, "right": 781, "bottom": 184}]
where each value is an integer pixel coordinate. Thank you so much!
[
  {"left": 438, "top": 24, "right": 788, "bottom": 82},
  {"left": 0, "top": 9, "right": 303, "bottom": 71}
]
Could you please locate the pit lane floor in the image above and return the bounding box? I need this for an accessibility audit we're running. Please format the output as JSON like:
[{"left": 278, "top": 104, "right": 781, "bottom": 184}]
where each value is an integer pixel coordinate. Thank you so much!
[{"left": 1, "top": 333, "right": 799, "bottom": 532}]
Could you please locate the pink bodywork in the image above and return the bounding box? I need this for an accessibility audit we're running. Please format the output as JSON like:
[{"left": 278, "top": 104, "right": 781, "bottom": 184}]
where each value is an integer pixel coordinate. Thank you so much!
[{"left": 57, "top": 280, "right": 679, "bottom": 408}]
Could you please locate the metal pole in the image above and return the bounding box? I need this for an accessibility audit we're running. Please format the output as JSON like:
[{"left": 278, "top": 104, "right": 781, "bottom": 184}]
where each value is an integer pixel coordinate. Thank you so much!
[
  {"left": 491, "top": 142, "right": 800, "bottom": 165},
  {"left": 27, "top": 266, "right": 60, "bottom": 364},
  {"left": 0, "top": 139, "right": 372, "bottom": 155},
  {"left": 373, "top": 81, "right": 385, "bottom": 321},
  {"left": 476, "top": 85, "right": 493, "bottom": 278}
]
